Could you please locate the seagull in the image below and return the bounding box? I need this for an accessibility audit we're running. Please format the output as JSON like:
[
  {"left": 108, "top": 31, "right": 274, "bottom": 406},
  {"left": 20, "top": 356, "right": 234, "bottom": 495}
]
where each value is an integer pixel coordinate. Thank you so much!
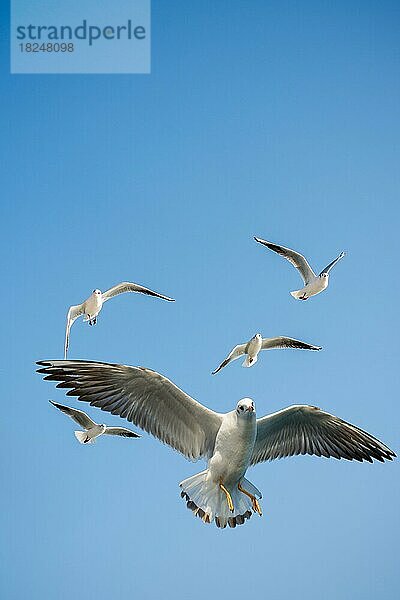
[
  {"left": 49, "top": 400, "right": 140, "bottom": 444},
  {"left": 38, "top": 361, "right": 395, "bottom": 529},
  {"left": 254, "top": 237, "right": 346, "bottom": 300},
  {"left": 212, "top": 333, "right": 321, "bottom": 374},
  {"left": 64, "top": 282, "right": 175, "bottom": 358}
]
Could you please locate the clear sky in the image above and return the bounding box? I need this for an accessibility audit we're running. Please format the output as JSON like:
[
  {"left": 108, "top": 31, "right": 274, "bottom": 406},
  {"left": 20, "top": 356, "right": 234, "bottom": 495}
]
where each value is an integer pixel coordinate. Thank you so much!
[{"left": 1, "top": 2, "right": 399, "bottom": 599}]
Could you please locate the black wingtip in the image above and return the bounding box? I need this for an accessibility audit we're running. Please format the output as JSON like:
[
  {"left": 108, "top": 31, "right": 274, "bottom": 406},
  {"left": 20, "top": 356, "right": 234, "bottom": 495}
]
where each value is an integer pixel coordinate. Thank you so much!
[
  {"left": 37, "top": 360, "right": 54, "bottom": 371},
  {"left": 37, "top": 366, "right": 52, "bottom": 375},
  {"left": 254, "top": 236, "right": 271, "bottom": 247},
  {"left": 48, "top": 399, "right": 65, "bottom": 410}
]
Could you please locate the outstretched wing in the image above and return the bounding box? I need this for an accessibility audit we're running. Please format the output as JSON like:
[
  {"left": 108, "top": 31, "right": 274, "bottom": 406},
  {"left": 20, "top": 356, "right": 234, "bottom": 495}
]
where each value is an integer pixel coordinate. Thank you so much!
[
  {"left": 102, "top": 282, "right": 175, "bottom": 303},
  {"left": 320, "top": 251, "right": 346, "bottom": 276},
  {"left": 261, "top": 337, "right": 321, "bottom": 351},
  {"left": 212, "top": 343, "right": 247, "bottom": 375},
  {"left": 64, "top": 304, "right": 85, "bottom": 359},
  {"left": 254, "top": 237, "right": 316, "bottom": 284},
  {"left": 104, "top": 427, "right": 140, "bottom": 438},
  {"left": 38, "top": 360, "right": 222, "bottom": 461},
  {"left": 252, "top": 405, "right": 395, "bottom": 464},
  {"left": 49, "top": 400, "right": 96, "bottom": 429}
]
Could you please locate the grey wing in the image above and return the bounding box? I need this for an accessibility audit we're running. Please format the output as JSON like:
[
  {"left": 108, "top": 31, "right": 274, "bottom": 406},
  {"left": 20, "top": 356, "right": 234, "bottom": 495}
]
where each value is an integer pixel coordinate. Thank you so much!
[
  {"left": 212, "top": 343, "right": 247, "bottom": 375},
  {"left": 254, "top": 237, "right": 316, "bottom": 284},
  {"left": 104, "top": 427, "right": 141, "bottom": 438},
  {"left": 102, "top": 282, "right": 175, "bottom": 302},
  {"left": 320, "top": 251, "right": 346, "bottom": 275},
  {"left": 251, "top": 405, "right": 395, "bottom": 464},
  {"left": 64, "top": 303, "right": 85, "bottom": 359},
  {"left": 38, "top": 360, "right": 223, "bottom": 461},
  {"left": 261, "top": 337, "right": 322, "bottom": 351},
  {"left": 49, "top": 400, "right": 96, "bottom": 429}
]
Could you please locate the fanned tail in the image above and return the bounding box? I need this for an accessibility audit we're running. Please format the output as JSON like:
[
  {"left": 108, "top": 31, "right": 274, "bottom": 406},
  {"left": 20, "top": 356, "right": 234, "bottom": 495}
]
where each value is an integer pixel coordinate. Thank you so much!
[
  {"left": 179, "top": 471, "right": 262, "bottom": 529},
  {"left": 74, "top": 431, "right": 92, "bottom": 444},
  {"left": 242, "top": 355, "right": 257, "bottom": 368},
  {"left": 290, "top": 289, "right": 303, "bottom": 299}
]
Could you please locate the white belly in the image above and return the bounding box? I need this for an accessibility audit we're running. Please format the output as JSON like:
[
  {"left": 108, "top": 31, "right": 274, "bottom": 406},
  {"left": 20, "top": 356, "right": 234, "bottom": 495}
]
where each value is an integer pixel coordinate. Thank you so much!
[
  {"left": 291, "top": 277, "right": 328, "bottom": 299},
  {"left": 87, "top": 424, "right": 106, "bottom": 440},
  {"left": 84, "top": 295, "right": 103, "bottom": 318},
  {"left": 208, "top": 413, "right": 256, "bottom": 486},
  {"left": 247, "top": 337, "right": 262, "bottom": 359}
]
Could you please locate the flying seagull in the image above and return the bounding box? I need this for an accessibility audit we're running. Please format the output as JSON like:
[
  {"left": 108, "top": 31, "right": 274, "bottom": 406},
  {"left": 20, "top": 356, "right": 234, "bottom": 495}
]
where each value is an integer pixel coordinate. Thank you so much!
[
  {"left": 64, "top": 282, "right": 175, "bottom": 358},
  {"left": 254, "top": 237, "right": 346, "bottom": 300},
  {"left": 49, "top": 400, "right": 140, "bottom": 443},
  {"left": 38, "top": 361, "right": 395, "bottom": 529},
  {"left": 212, "top": 333, "right": 321, "bottom": 374}
]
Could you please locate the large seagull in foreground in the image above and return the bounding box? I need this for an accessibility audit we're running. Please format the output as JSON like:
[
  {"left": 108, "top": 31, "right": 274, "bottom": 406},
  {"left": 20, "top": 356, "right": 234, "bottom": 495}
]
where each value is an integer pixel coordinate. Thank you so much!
[
  {"left": 37, "top": 360, "right": 395, "bottom": 529},
  {"left": 254, "top": 237, "right": 346, "bottom": 300},
  {"left": 64, "top": 282, "right": 175, "bottom": 359}
]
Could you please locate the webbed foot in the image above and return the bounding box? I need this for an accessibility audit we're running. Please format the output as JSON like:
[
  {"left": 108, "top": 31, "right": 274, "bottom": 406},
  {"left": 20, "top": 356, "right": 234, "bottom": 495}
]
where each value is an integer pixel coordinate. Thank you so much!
[
  {"left": 238, "top": 482, "right": 262, "bottom": 516},
  {"left": 219, "top": 481, "right": 234, "bottom": 513}
]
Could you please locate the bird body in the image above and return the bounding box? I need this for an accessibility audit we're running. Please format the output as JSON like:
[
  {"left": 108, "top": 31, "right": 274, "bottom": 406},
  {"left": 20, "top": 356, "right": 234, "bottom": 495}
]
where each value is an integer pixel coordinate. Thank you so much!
[
  {"left": 212, "top": 333, "right": 321, "bottom": 374},
  {"left": 208, "top": 401, "right": 256, "bottom": 487},
  {"left": 254, "top": 237, "right": 345, "bottom": 300},
  {"left": 181, "top": 399, "right": 260, "bottom": 527},
  {"left": 39, "top": 361, "right": 394, "bottom": 529},
  {"left": 290, "top": 274, "right": 329, "bottom": 300},
  {"left": 243, "top": 334, "right": 263, "bottom": 367},
  {"left": 81, "top": 290, "right": 104, "bottom": 323},
  {"left": 75, "top": 424, "right": 106, "bottom": 444}
]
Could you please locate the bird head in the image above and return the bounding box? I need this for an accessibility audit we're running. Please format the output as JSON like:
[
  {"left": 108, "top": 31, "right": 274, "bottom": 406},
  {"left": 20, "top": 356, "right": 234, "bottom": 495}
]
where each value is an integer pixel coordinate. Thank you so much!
[
  {"left": 92, "top": 289, "right": 102, "bottom": 296},
  {"left": 320, "top": 273, "right": 329, "bottom": 280},
  {"left": 253, "top": 333, "right": 262, "bottom": 340},
  {"left": 236, "top": 398, "right": 255, "bottom": 417}
]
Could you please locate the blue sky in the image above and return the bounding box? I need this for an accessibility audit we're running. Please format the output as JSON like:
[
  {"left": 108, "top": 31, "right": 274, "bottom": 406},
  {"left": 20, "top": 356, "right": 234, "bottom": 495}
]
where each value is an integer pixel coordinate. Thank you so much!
[{"left": 1, "top": 1, "right": 399, "bottom": 599}]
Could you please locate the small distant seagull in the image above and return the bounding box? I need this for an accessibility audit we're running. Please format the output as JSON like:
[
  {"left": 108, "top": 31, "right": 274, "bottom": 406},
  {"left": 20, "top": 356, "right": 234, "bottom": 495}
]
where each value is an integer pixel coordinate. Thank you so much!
[
  {"left": 64, "top": 282, "right": 175, "bottom": 358},
  {"left": 212, "top": 333, "right": 321, "bottom": 374},
  {"left": 254, "top": 237, "right": 346, "bottom": 300},
  {"left": 49, "top": 400, "right": 140, "bottom": 444}
]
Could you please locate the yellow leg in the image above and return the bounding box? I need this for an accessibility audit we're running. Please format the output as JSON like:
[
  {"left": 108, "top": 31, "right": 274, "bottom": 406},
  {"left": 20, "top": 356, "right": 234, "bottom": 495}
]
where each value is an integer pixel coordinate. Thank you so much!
[
  {"left": 238, "top": 482, "right": 262, "bottom": 516},
  {"left": 219, "top": 481, "right": 234, "bottom": 513}
]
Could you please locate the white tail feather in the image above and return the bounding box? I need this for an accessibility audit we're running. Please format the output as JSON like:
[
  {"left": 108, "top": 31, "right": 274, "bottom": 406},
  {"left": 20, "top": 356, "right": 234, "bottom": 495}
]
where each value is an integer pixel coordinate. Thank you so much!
[
  {"left": 74, "top": 431, "right": 92, "bottom": 444},
  {"left": 179, "top": 471, "right": 261, "bottom": 528},
  {"left": 290, "top": 290, "right": 303, "bottom": 299},
  {"left": 242, "top": 355, "right": 257, "bottom": 368}
]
